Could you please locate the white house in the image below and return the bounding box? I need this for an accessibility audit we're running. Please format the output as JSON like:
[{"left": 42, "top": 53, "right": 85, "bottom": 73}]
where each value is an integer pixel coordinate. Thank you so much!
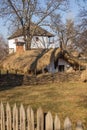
[{"left": 8, "top": 22, "right": 55, "bottom": 54}]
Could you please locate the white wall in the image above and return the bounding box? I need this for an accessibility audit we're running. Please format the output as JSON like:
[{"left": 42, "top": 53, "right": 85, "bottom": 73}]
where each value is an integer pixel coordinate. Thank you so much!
[
  {"left": 47, "top": 58, "right": 70, "bottom": 73},
  {"left": 8, "top": 36, "right": 52, "bottom": 54},
  {"left": 47, "top": 61, "right": 55, "bottom": 73},
  {"left": 8, "top": 39, "right": 16, "bottom": 53},
  {"left": 8, "top": 36, "right": 25, "bottom": 54},
  {"left": 58, "top": 58, "right": 67, "bottom": 66},
  {"left": 31, "top": 36, "right": 49, "bottom": 48},
  {"left": 58, "top": 58, "right": 69, "bottom": 71}
]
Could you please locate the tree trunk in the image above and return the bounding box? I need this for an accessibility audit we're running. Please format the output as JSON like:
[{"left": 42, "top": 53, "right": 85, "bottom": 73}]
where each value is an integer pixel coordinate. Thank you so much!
[{"left": 26, "top": 36, "right": 32, "bottom": 50}]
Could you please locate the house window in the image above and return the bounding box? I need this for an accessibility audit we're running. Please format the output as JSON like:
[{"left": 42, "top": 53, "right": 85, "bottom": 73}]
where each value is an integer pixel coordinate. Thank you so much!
[{"left": 36, "top": 37, "right": 39, "bottom": 41}]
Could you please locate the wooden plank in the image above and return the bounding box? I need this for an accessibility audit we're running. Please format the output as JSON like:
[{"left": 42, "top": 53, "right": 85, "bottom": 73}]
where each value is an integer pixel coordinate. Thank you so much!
[
  {"left": 0, "top": 102, "right": 5, "bottom": 130},
  {"left": 13, "top": 103, "right": 18, "bottom": 130},
  {"left": 6, "top": 102, "right": 12, "bottom": 130},
  {"left": 45, "top": 112, "right": 53, "bottom": 130},
  {"left": 37, "top": 107, "right": 44, "bottom": 130},
  {"left": 54, "top": 114, "right": 60, "bottom": 130},
  {"left": 20, "top": 104, "right": 26, "bottom": 130},
  {"left": 27, "top": 106, "right": 34, "bottom": 130},
  {"left": 64, "top": 117, "right": 72, "bottom": 130},
  {"left": 76, "top": 121, "right": 83, "bottom": 130}
]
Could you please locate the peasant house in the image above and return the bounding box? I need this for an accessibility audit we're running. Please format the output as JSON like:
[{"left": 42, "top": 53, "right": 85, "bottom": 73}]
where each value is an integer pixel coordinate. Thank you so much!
[{"left": 8, "top": 22, "right": 54, "bottom": 54}]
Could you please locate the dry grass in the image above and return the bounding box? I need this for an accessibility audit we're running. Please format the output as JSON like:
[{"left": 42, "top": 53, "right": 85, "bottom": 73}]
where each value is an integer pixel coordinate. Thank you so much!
[
  {"left": 0, "top": 82, "right": 87, "bottom": 127},
  {"left": 81, "top": 70, "right": 87, "bottom": 82}
]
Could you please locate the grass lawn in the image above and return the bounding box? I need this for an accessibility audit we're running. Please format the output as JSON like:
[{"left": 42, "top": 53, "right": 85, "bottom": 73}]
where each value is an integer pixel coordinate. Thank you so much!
[{"left": 0, "top": 81, "right": 87, "bottom": 127}]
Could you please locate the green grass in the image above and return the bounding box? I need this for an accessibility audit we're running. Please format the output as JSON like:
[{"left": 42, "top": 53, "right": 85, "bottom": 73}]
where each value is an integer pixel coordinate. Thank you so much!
[{"left": 0, "top": 82, "right": 87, "bottom": 127}]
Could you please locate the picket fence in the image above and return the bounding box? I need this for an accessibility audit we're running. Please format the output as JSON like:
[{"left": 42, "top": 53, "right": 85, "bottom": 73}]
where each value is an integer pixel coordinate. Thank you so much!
[{"left": 0, "top": 102, "right": 84, "bottom": 130}]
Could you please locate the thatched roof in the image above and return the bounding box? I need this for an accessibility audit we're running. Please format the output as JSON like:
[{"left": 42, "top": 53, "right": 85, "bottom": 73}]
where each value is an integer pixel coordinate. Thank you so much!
[
  {"left": 1, "top": 49, "right": 43, "bottom": 73},
  {"left": 0, "top": 48, "right": 60, "bottom": 73},
  {"left": 37, "top": 49, "right": 56, "bottom": 71},
  {"left": 8, "top": 22, "right": 54, "bottom": 40},
  {"left": 1, "top": 48, "right": 87, "bottom": 74},
  {"left": 81, "top": 70, "right": 87, "bottom": 82},
  {"left": 62, "top": 50, "right": 87, "bottom": 67}
]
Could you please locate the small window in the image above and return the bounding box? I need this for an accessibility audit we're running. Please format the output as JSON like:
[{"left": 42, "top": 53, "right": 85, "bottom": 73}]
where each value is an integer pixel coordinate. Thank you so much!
[
  {"left": 15, "top": 38, "right": 18, "bottom": 42},
  {"left": 58, "top": 65, "right": 64, "bottom": 72},
  {"left": 36, "top": 37, "right": 39, "bottom": 41}
]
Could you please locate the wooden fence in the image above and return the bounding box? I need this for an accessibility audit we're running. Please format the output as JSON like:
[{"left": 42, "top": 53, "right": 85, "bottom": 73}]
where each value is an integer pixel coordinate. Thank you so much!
[
  {"left": 0, "top": 69, "right": 19, "bottom": 75},
  {"left": 0, "top": 102, "right": 84, "bottom": 130}
]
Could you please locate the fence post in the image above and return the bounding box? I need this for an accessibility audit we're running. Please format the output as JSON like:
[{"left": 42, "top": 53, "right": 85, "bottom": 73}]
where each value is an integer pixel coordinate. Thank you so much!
[
  {"left": 15, "top": 70, "right": 18, "bottom": 75},
  {"left": 64, "top": 117, "right": 72, "bottom": 130},
  {"left": 54, "top": 114, "right": 60, "bottom": 130},
  {"left": 45, "top": 112, "right": 53, "bottom": 130},
  {"left": 20, "top": 104, "right": 26, "bottom": 130},
  {"left": 76, "top": 121, "right": 83, "bottom": 130},
  {"left": 13, "top": 103, "right": 18, "bottom": 130},
  {"left": 0, "top": 70, "right": 1, "bottom": 76},
  {"left": 7, "top": 70, "right": 9, "bottom": 75},
  {"left": 37, "top": 107, "right": 44, "bottom": 130},
  {"left": 0, "top": 102, "right": 5, "bottom": 130},
  {"left": 6, "top": 102, "right": 12, "bottom": 130},
  {"left": 27, "top": 106, "right": 34, "bottom": 130}
]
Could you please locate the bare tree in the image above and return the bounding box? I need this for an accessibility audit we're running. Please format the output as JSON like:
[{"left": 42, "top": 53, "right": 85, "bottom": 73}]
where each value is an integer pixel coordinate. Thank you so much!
[
  {"left": 50, "top": 14, "right": 78, "bottom": 50},
  {"left": 0, "top": 34, "right": 8, "bottom": 60},
  {"left": 74, "top": 29, "right": 87, "bottom": 56},
  {"left": 75, "top": 0, "right": 87, "bottom": 30},
  {"left": 73, "top": 0, "right": 87, "bottom": 54},
  {"left": 0, "top": 0, "right": 68, "bottom": 49}
]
